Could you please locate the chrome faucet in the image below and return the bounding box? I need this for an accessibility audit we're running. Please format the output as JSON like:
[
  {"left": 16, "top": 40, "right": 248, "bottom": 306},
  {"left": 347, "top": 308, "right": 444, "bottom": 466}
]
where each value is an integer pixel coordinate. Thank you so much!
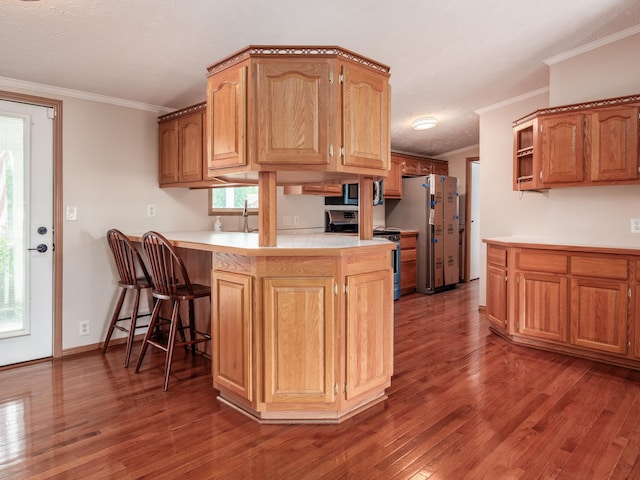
[{"left": 242, "top": 199, "right": 249, "bottom": 233}]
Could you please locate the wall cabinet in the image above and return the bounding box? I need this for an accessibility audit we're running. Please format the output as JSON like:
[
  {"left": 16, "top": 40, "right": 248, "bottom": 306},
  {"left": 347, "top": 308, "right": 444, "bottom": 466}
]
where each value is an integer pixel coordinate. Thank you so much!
[
  {"left": 158, "top": 103, "right": 206, "bottom": 187},
  {"left": 513, "top": 93, "right": 640, "bottom": 191},
  {"left": 205, "top": 46, "right": 391, "bottom": 185},
  {"left": 384, "top": 156, "right": 403, "bottom": 198},
  {"left": 485, "top": 239, "right": 640, "bottom": 370},
  {"left": 283, "top": 184, "right": 343, "bottom": 196}
]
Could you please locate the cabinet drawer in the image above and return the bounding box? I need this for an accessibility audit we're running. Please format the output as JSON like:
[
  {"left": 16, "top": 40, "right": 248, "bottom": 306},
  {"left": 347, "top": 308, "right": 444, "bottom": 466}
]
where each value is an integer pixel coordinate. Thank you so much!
[
  {"left": 487, "top": 245, "right": 507, "bottom": 268},
  {"left": 401, "top": 248, "right": 416, "bottom": 263},
  {"left": 516, "top": 250, "right": 567, "bottom": 274},
  {"left": 571, "top": 256, "right": 628, "bottom": 280},
  {"left": 400, "top": 234, "right": 417, "bottom": 250}
]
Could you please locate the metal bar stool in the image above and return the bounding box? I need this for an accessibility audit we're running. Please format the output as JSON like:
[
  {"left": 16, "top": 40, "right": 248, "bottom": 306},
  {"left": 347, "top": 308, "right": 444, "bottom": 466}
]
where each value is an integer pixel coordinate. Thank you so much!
[
  {"left": 103, "top": 229, "right": 153, "bottom": 367},
  {"left": 135, "top": 231, "right": 211, "bottom": 391}
]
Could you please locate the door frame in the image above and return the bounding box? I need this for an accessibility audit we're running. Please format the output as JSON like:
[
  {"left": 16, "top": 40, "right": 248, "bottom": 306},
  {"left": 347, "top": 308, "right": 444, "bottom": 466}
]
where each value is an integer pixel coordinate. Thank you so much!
[
  {"left": 464, "top": 156, "right": 479, "bottom": 284},
  {"left": 0, "top": 90, "right": 63, "bottom": 360}
]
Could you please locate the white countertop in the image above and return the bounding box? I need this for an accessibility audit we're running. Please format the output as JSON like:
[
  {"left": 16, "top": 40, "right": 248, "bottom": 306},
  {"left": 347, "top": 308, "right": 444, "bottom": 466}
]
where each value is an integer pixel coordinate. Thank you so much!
[{"left": 128, "top": 231, "right": 396, "bottom": 256}]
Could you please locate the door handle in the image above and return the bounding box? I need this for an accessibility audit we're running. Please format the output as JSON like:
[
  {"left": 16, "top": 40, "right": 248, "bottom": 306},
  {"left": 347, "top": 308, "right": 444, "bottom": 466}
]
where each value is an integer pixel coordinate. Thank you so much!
[{"left": 28, "top": 244, "right": 48, "bottom": 253}]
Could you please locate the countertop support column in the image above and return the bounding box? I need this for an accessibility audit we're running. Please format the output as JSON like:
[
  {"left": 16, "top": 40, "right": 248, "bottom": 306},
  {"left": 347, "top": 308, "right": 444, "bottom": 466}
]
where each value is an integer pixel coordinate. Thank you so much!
[{"left": 258, "top": 171, "right": 277, "bottom": 246}]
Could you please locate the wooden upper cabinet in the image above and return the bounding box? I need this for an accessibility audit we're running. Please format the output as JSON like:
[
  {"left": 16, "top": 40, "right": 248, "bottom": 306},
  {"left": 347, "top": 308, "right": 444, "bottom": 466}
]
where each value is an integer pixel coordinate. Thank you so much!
[
  {"left": 589, "top": 106, "right": 639, "bottom": 182},
  {"left": 206, "top": 64, "right": 247, "bottom": 173},
  {"left": 205, "top": 46, "right": 391, "bottom": 182},
  {"left": 541, "top": 113, "right": 584, "bottom": 185},
  {"left": 158, "top": 103, "right": 205, "bottom": 187},
  {"left": 178, "top": 112, "right": 204, "bottom": 182},
  {"left": 384, "top": 155, "right": 403, "bottom": 198},
  {"left": 158, "top": 119, "right": 179, "bottom": 185},
  {"left": 341, "top": 63, "right": 389, "bottom": 172},
  {"left": 255, "top": 60, "right": 330, "bottom": 166},
  {"left": 514, "top": 93, "right": 640, "bottom": 190}
]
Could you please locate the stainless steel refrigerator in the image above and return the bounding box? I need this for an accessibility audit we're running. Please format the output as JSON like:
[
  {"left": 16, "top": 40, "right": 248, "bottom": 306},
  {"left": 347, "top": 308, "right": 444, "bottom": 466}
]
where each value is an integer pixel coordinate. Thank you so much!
[{"left": 386, "top": 174, "right": 459, "bottom": 294}]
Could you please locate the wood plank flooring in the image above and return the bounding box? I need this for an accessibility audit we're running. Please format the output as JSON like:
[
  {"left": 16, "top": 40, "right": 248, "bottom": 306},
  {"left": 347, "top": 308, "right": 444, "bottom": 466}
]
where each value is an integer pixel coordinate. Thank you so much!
[{"left": 2, "top": 281, "right": 640, "bottom": 479}]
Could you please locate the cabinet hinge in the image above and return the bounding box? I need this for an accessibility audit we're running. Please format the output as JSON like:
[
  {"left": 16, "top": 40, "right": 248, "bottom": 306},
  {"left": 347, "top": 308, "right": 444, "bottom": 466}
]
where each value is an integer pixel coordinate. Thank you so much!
[
  {"left": 504, "top": 319, "right": 507, "bottom": 328},
  {"left": 628, "top": 288, "right": 632, "bottom": 298},
  {"left": 505, "top": 275, "right": 508, "bottom": 282},
  {"left": 627, "top": 341, "right": 632, "bottom": 353},
  {"left": 329, "top": 144, "right": 334, "bottom": 157},
  {"left": 340, "top": 146, "right": 345, "bottom": 157},
  {"left": 334, "top": 283, "right": 338, "bottom": 296},
  {"left": 334, "top": 383, "right": 338, "bottom": 395},
  {"left": 339, "top": 73, "right": 344, "bottom": 84},
  {"left": 344, "top": 284, "right": 349, "bottom": 295},
  {"left": 329, "top": 71, "right": 334, "bottom": 85},
  {"left": 516, "top": 275, "right": 519, "bottom": 284},
  {"left": 540, "top": 124, "right": 543, "bottom": 132},
  {"left": 539, "top": 171, "right": 543, "bottom": 180}
]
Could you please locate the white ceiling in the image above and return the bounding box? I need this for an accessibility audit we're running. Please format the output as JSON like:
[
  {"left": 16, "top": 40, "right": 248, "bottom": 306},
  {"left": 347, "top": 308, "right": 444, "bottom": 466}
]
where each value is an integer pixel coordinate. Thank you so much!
[{"left": 2, "top": 0, "right": 640, "bottom": 157}]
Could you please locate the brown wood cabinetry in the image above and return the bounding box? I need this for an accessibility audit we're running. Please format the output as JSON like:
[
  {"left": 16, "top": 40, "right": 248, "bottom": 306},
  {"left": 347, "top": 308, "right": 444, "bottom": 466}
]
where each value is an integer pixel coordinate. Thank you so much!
[
  {"left": 384, "top": 156, "right": 403, "bottom": 198},
  {"left": 158, "top": 103, "right": 206, "bottom": 187},
  {"left": 399, "top": 231, "right": 417, "bottom": 294},
  {"left": 386, "top": 152, "right": 448, "bottom": 199},
  {"left": 205, "top": 46, "right": 391, "bottom": 185},
  {"left": 211, "top": 246, "right": 394, "bottom": 423},
  {"left": 485, "top": 239, "right": 640, "bottom": 370},
  {"left": 283, "top": 183, "right": 343, "bottom": 196},
  {"left": 486, "top": 244, "right": 508, "bottom": 330},
  {"left": 513, "top": 93, "right": 640, "bottom": 191}
]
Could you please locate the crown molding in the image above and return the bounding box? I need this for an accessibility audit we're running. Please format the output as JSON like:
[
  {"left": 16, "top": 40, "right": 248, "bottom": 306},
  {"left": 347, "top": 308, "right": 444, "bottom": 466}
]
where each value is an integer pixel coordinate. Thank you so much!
[
  {"left": 0, "top": 76, "right": 173, "bottom": 114},
  {"left": 475, "top": 86, "right": 549, "bottom": 115},
  {"left": 544, "top": 24, "right": 640, "bottom": 65}
]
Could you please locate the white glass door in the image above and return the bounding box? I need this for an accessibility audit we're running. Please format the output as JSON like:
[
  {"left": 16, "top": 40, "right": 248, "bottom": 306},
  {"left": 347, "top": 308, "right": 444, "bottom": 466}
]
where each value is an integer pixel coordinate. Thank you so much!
[{"left": 0, "top": 100, "right": 54, "bottom": 366}]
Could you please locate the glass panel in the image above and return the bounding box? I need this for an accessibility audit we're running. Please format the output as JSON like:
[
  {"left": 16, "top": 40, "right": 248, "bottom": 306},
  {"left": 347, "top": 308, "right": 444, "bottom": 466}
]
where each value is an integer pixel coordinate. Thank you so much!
[
  {"left": 0, "top": 115, "right": 26, "bottom": 337},
  {"left": 210, "top": 186, "right": 258, "bottom": 212}
]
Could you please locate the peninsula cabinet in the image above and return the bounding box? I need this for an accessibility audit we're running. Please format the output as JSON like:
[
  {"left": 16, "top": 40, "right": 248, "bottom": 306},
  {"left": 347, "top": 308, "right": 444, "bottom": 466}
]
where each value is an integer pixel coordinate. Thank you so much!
[
  {"left": 210, "top": 240, "right": 394, "bottom": 423},
  {"left": 205, "top": 46, "right": 391, "bottom": 185},
  {"left": 484, "top": 238, "right": 640, "bottom": 370},
  {"left": 513, "top": 93, "right": 640, "bottom": 191},
  {"left": 158, "top": 103, "right": 206, "bottom": 187}
]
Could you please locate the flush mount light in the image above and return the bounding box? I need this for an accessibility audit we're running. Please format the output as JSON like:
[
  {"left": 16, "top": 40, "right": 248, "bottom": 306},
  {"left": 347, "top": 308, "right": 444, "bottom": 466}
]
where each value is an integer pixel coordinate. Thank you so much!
[{"left": 412, "top": 116, "right": 438, "bottom": 130}]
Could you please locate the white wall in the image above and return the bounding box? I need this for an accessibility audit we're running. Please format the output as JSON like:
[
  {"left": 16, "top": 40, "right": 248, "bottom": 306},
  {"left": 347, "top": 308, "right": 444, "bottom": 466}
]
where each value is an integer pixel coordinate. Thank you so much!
[{"left": 478, "top": 31, "right": 640, "bottom": 305}]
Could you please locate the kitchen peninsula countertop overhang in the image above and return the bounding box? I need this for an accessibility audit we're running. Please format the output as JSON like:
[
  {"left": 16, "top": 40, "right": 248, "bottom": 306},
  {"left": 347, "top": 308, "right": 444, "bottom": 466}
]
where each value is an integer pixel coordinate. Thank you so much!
[
  {"left": 128, "top": 230, "right": 395, "bottom": 424},
  {"left": 128, "top": 231, "right": 397, "bottom": 256}
]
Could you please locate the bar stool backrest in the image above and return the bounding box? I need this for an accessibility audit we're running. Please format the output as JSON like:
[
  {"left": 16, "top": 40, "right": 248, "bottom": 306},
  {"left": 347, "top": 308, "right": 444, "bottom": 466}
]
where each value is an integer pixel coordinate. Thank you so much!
[
  {"left": 141, "top": 231, "right": 194, "bottom": 298},
  {"left": 107, "top": 229, "right": 151, "bottom": 287}
]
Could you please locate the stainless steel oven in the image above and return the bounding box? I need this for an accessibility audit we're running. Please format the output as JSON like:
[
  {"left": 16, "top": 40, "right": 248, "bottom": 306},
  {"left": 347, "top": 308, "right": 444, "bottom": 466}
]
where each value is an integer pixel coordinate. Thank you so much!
[{"left": 373, "top": 229, "right": 401, "bottom": 300}]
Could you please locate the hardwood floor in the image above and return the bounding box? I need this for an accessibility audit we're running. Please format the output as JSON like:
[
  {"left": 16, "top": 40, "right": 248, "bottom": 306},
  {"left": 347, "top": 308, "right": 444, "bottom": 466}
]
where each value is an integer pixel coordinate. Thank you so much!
[{"left": 2, "top": 281, "right": 640, "bottom": 479}]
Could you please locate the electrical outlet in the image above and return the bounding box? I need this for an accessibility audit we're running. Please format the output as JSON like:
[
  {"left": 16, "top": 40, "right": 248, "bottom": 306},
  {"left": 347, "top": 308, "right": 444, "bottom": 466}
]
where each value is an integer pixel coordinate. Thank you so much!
[
  {"left": 631, "top": 218, "right": 640, "bottom": 234},
  {"left": 147, "top": 204, "right": 156, "bottom": 217},
  {"left": 79, "top": 321, "right": 90, "bottom": 336},
  {"left": 293, "top": 216, "right": 300, "bottom": 225},
  {"left": 282, "top": 215, "right": 291, "bottom": 226}
]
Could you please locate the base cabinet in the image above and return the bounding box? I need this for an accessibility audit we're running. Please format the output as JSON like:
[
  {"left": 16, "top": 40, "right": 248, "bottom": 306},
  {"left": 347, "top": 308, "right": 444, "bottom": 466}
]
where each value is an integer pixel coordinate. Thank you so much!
[
  {"left": 212, "top": 248, "right": 394, "bottom": 423},
  {"left": 485, "top": 240, "right": 639, "bottom": 369},
  {"left": 399, "top": 231, "right": 418, "bottom": 295}
]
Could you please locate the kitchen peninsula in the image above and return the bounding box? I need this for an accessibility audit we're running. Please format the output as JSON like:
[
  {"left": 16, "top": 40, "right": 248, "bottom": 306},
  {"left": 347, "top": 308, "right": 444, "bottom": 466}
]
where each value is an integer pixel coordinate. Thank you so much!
[
  {"left": 154, "top": 45, "right": 394, "bottom": 422},
  {"left": 131, "top": 230, "right": 395, "bottom": 423}
]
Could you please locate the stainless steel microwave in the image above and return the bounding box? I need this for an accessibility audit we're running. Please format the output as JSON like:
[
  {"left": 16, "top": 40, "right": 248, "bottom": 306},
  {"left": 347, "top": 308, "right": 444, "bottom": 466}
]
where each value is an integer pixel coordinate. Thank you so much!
[{"left": 324, "top": 181, "right": 384, "bottom": 206}]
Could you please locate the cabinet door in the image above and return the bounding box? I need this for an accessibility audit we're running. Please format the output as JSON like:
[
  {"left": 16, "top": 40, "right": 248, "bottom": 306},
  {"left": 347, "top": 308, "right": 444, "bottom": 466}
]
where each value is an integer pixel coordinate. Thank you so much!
[
  {"left": 540, "top": 113, "right": 584, "bottom": 184},
  {"left": 158, "top": 119, "right": 179, "bottom": 185},
  {"left": 384, "top": 156, "right": 403, "bottom": 198},
  {"left": 345, "top": 269, "right": 393, "bottom": 399},
  {"left": 516, "top": 272, "right": 567, "bottom": 342},
  {"left": 570, "top": 278, "right": 628, "bottom": 354},
  {"left": 207, "top": 64, "right": 247, "bottom": 171},
  {"left": 263, "top": 277, "right": 335, "bottom": 406},
  {"left": 255, "top": 61, "right": 330, "bottom": 166},
  {"left": 341, "top": 64, "right": 390, "bottom": 171},
  {"left": 590, "top": 106, "right": 639, "bottom": 182},
  {"left": 178, "top": 111, "right": 204, "bottom": 182},
  {"left": 486, "top": 265, "right": 508, "bottom": 331},
  {"left": 212, "top": 271, "right": 253, "bottom": 401}
]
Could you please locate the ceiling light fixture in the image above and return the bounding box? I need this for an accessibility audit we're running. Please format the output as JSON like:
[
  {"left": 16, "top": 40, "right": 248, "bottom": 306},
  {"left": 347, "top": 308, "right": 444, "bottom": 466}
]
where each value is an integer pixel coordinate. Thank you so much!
[{"left": 412, "top": 116, "right": 438, "bottom": 130}]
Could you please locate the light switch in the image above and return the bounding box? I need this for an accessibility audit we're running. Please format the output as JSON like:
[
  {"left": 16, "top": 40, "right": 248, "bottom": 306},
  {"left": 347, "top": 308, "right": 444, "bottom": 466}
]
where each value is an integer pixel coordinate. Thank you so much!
[
  {"left": 66, "top": 205, "right": 77, "bottom": 221},
  {"left": 631, "top": 218, "right": 640, "bottom": 234}
]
